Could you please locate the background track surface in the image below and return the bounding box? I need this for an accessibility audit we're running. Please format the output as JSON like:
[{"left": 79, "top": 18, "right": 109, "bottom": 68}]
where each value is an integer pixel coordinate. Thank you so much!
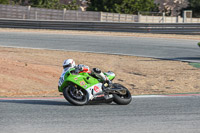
[{"left": 0, "top": 32, "right": 200, "bottom": 62}]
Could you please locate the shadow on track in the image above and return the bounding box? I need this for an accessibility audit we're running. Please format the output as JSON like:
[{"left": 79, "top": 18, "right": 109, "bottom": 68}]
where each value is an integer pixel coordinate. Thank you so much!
[
  {"left": 0, "top": 100, "right": 115, "bottom": 106},
  {"left": 165, "top": 57, "right": 200, "bottom": 62},
  {"left": 138, "top": 56, "right": 200, "bottom": 63},
  {"left": 0, "top": 100, "right": 72, "bottom": 106},
  {"left": 157, "top": 56, "right": 200, "bottom": 63}
]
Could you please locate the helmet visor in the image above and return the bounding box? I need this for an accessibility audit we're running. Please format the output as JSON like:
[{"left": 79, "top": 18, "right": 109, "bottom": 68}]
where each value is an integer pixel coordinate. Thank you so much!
[{"left": 63, "top": 63, "right": 72, "bottom": 69}]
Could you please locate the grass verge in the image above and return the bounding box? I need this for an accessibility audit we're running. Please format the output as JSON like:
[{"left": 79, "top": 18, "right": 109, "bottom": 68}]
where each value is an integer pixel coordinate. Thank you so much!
[
  {"left": 198, "top": 42, "right": 200, "bottom": 47},
  {"left": 189, "top": 63, "right": 200, "bottom": 68}
]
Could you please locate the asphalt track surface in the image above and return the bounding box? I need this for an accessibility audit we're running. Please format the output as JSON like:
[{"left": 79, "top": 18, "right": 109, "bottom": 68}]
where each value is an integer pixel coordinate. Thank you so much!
[
  {"left": 0, "top": 31, "right": 200, "bottom": 132},
  {"left": 0, "top": 31, "right": 200, "bottom": 62},
  {"left": 0, "top": 96, "right": 200, "bottom": 133}
]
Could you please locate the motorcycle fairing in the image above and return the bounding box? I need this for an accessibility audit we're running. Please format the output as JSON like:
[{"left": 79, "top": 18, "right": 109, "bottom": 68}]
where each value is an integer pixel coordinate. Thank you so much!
[{"left": 86, "top": 83, "right": 104, "bottom": 100}]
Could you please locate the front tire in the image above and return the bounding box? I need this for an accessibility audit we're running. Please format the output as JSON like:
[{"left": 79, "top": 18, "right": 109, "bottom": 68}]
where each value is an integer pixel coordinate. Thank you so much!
[
  {"left": 112, "top": 83, "right": 132, "bottom": 105},
  {"left": 63, "top": 85, "right": 89, "bottom": 106}
]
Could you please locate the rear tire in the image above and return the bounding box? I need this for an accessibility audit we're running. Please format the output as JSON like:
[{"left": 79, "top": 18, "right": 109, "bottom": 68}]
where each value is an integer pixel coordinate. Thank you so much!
[
  {"left": 63, "top": 85, "right": 89, "bottom": 106},
  {"left": 112, "top": 83, "right": 132, "bottom": 105}
]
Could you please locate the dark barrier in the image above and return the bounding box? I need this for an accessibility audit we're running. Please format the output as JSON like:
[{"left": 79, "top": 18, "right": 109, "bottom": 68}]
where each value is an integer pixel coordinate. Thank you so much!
[{"left": 0, "top": 19, "right": 200, "bottom": 34}]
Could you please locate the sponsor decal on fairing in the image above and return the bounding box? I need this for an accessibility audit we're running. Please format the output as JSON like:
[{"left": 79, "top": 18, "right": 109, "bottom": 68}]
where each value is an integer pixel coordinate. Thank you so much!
[{"left": 86, "top": 83, "right": 103, "bottom": 100}]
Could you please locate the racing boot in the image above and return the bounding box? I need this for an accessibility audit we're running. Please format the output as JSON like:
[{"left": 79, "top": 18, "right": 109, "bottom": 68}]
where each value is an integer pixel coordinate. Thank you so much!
[{"left": 92, "top": 68, "right": 112, "bottom": 91}]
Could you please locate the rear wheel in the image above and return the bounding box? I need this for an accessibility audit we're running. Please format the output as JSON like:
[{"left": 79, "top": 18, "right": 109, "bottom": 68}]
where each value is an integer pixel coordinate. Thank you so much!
[
  {"left": 112, "top": 83, "right": 132, "bottom": 105},
  {"left": 63, "top": 84, "right": 88, "bottom": 106}
]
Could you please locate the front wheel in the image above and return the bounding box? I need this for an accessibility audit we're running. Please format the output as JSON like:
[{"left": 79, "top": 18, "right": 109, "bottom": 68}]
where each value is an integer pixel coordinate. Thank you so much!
[
  {"left": 63, "top": 84, "right": 89, "bottom": 106},
  {"left": 112, "top": 83, "right": 132, "bottom": 105}
]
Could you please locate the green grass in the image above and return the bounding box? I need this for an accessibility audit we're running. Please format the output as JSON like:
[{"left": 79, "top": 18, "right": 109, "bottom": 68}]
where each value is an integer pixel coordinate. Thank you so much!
[
  {"left": 189, "top": 63, "right": 200, "bottom": 68},
  {"left": 198, "top": 42, "right": 200, "bottom": 47}
]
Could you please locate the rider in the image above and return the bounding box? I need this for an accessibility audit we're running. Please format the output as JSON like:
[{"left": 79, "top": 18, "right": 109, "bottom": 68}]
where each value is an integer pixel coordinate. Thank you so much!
[{"left": 62, "top": 59, "right": 111, "bottom": 88}]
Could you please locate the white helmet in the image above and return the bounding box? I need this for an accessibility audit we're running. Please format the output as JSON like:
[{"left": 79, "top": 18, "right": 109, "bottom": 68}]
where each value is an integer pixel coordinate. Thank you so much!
[{"left": 63, "top": 59, "right": 75, "bottom": 69}]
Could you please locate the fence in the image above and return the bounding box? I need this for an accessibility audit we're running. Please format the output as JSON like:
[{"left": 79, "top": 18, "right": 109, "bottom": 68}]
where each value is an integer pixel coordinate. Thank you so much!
[
  {"left": 101, "top": 12, "right": 138, "bottom": 22},
  {"left": 0, "top": 4, "right": 200, "bottom": 23},
  {"left": 0, "top": 4, "right": 101, "bottom": 21}
]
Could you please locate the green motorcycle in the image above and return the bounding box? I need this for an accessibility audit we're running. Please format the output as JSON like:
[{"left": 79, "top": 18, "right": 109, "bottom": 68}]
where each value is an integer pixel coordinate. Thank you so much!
[{"left": 58, "top": 68, "right": 132, "bottom": 106}]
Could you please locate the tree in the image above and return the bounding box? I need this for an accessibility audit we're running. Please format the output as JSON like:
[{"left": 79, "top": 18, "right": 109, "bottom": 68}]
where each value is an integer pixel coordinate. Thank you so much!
[
  {"left": 87, "top": 0, "right": 121, "bottom": 12},
  {"left": 87, "top": 0, "right": 157, "bottom": 14},
  {"left": 115, "top": 0, "right": 157, "bottom": 14},
  {"left": 1, "top": 0, "right": 79, "bottom": 10},
  {"left": 11, "top": 0, "right": 29, "bottom": 5},
  {"left": 28, "top": 0, "right": 79, "bottom": 10},
  {"left": 185, "top": 0, "right": 200, "bottom": 17},
  {"left": 30, "top": 0, "right": 63, "bottom": 9},
  {"left": 0, "top": 0, "right": 9, "bottom": 4},
  {"left": 154, "top": 0, "right": 189, "bottom": 16}
]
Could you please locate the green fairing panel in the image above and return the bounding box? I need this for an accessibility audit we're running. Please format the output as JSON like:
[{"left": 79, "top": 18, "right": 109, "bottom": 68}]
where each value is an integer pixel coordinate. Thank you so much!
[
  {"left": 58, "top": 69, "right": 100, "bottom": 92},
  {"left": 104, "top": 71, "right": 115, "bottom": 81}
]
